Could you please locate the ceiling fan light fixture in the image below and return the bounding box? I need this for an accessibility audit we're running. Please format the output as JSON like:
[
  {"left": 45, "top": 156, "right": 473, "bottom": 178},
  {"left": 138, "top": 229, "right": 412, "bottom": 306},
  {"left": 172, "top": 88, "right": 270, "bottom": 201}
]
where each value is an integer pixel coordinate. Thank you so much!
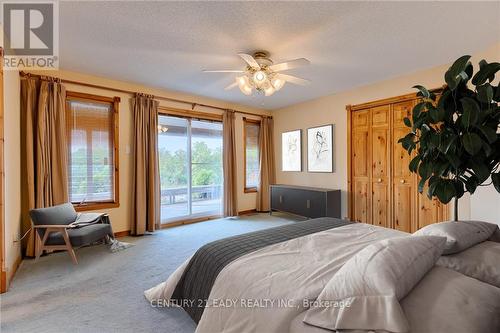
[
  {"left": 264, "top": 84, "right": 275, "bottom": 96},
  {"left": 206, "top": 51, "right": 310, "bottom": 97},
  {"left": 236, "top": 76, "right": 253, "bottom": 96},
  {"left": 271, "top": 75, "right": 285, "bottom": 91},
  {"left": 253, "top": 70, "right": 267, "bottom": 84}
]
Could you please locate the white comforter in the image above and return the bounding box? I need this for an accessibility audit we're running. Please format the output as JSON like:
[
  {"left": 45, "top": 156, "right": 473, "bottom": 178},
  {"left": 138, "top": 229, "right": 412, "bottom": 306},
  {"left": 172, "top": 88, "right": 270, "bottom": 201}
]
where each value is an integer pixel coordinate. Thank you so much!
[
  {"left": 145, "top": 223, "right": 405, "bottom": 332},
  {"left": 145, "top": 223, "right": 500, "bottom": 333}
]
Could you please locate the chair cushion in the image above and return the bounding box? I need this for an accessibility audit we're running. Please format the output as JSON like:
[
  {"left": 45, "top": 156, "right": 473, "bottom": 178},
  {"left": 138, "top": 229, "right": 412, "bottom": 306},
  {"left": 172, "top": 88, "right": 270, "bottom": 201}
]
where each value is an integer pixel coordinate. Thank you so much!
[
  {"left": 30, "top": 203, "right": 78, "bottom": 226},
  {"left": 45, "top": 224, "right": 113, "bottom": 247}
]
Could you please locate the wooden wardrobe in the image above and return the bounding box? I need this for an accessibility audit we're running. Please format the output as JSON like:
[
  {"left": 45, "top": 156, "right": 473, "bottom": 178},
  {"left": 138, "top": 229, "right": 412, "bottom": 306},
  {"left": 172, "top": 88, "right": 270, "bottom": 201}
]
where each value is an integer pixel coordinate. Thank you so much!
[{"left": 347, "top": 92, "right": 449, "bottom": 233}]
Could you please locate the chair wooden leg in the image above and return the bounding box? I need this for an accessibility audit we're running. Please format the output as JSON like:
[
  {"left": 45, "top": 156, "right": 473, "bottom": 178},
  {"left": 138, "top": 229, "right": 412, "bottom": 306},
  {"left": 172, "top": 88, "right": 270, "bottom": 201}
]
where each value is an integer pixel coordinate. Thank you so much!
[
  {"left": 61, "top": 230, "right": 78, "bottom": 265},
  {"left": 35, "top": 231, "right": 43, "bottom": 261}
]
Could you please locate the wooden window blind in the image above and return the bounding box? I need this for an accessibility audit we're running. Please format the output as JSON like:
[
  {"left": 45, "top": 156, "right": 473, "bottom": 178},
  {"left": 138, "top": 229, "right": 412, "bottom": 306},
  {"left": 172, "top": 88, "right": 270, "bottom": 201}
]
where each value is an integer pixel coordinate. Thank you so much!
[
  {"left": 66, "top": 92, "right": 119, "bottom": 211},
  {"left": 243, "top": 118, "right": 261, "bottom": 192}
]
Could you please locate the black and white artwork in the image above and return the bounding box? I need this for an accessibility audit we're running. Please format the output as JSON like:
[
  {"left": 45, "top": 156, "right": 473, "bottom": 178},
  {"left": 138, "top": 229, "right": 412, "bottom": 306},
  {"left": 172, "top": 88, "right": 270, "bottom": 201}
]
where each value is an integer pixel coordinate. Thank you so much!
[
  {"left": 307, "top": 125, "right": 333, "bottom": 172},
  {"left": 282, "top": 130, "right": 302, "bottom": 171}
]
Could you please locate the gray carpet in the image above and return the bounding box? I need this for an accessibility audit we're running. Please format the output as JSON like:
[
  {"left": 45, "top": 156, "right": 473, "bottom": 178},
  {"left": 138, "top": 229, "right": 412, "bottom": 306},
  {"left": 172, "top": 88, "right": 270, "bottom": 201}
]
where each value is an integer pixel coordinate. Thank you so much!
[{"left": 0, "top": 213, "right": 299, "bottom": 333}]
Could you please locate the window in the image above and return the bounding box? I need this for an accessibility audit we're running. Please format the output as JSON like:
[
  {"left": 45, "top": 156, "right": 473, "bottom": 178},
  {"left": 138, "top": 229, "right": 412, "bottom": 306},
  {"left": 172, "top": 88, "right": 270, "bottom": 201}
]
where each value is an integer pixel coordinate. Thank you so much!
[
  {"left": 66, "top": 92, "right": 119, "bottom": 211},
  {"left": 244, "top": 118, "right": 260, "bottom": 192}
]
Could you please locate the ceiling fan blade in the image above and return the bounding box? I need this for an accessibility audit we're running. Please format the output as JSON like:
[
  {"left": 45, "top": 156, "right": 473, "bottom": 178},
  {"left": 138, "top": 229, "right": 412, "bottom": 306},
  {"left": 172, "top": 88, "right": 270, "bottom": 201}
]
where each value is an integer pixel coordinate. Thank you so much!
[
  {"left": 269, "top": 58, "right": 310, "bottom": 72},
  {"left": 224, "top": 81, "right": 239, "bottom": 90},
  {"left": 278, "top": 74, "right": 310, "bottom": 86},
  {"left": 203, "top": 70, "right": 244, "bottom": 73},
  {"left": 238, "top": 53, "right": 260, "bottom": 69}
]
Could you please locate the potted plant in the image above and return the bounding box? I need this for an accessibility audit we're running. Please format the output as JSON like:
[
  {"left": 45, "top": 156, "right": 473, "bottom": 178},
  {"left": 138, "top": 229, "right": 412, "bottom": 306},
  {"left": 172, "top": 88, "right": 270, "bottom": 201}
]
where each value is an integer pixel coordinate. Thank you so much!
[{"left": 399, "top": 56, "right": 500, "bottom": 221}]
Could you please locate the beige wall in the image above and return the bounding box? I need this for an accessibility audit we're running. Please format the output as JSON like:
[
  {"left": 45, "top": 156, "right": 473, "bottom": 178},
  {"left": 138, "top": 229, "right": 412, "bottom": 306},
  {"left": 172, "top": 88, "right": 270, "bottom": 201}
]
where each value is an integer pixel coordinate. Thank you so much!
[
  {"left": 273, "top": 43, "right": 499, "bottom": 222},
  {"left": 2, "top": 69, "right": 269, "bottom": 267}
]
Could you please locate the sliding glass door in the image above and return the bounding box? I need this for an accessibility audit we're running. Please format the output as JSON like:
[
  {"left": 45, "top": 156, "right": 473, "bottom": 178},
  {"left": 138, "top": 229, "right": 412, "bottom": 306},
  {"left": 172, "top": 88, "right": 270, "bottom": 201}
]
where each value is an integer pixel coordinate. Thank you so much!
[{"left": 158, "top": 115, "right": 223, "bottom": 223}]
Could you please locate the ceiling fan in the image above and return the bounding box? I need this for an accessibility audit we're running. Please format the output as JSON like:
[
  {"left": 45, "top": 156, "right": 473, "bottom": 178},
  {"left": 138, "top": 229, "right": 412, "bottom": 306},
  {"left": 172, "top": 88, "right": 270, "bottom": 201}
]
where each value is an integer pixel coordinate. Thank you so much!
[{"left": 203, "top": 51, "right": 310, "bottom": 96}]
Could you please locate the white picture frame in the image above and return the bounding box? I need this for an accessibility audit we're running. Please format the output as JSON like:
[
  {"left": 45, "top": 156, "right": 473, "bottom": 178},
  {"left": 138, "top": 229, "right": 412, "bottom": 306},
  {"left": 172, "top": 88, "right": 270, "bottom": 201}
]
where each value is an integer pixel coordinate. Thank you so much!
[
  {"left": 281, "top": 129, "right": 302, "bottom": 172},
  {"left": 307, "top": 124, "right": 333, "bottom": 172}
]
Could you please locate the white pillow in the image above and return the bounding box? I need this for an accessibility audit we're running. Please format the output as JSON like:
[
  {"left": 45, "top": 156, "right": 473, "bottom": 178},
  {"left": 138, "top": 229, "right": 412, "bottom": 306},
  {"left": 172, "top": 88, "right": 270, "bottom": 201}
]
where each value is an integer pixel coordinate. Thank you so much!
[
  {"left": 413, "top": 221, "right": 499, "bottom": 254},
  {"left": 437, "top": 241, "right": 500, "bottom": 288},
  {"left": 303, "top": 236, "right": 446, "bottom": 333}
]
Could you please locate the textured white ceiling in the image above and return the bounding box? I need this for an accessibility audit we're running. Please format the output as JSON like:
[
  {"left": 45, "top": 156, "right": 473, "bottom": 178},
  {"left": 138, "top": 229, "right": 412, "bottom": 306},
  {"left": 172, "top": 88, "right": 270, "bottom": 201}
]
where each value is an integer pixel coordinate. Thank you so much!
[{"left": 59, "top": 1, "right": 500, "bottom": 110}]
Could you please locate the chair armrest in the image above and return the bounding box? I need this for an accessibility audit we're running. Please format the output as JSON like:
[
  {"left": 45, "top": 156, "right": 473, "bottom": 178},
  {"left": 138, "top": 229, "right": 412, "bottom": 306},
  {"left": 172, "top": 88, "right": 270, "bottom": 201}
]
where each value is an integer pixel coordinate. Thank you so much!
[{"left": 33, "top": 224, "right": 77, "bottom": 229}]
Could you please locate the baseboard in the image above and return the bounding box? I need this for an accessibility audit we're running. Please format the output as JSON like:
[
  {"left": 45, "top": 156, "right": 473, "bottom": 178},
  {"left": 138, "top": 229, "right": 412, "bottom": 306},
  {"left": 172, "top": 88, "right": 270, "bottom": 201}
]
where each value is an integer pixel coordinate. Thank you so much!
[
  {"left": 1, "top": 251, "right": 22, "bottom": 293},
  {"left": 160, "top": 215, "right": 220, "bottom": 229},
  {"left": 238, "top": 209, "right": 258, "bottom": 216},
  {"left": 114, "top": 230, "right": 130, "bottom": 238}
]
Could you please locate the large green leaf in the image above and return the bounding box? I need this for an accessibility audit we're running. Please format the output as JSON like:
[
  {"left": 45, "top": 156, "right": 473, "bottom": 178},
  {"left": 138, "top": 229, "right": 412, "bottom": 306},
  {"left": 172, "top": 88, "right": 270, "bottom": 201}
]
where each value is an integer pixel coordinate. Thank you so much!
[
  {"left": 409, "top": 155, "right": 420, "bottom": 173},
  {"left": 477, "top": 125, "right": 497, "bottom": 144},
  {"left": 412, "top": 102, "right": 426, "bottom": 121},
  {"left": 439, "top": 134, "right": 457, "bottom": 154},
  {"left": 470, "top": 161, "right": 490, "bottom": 183},
  {"left": 418, "top": 178, "right": 426, "bottom": 194},
  {"left": 495, "top": 82, "right": 500, "bottom": 102},
  {"left": 462, "top": 132, "right": 483, "bottom": 155},
  {"left": 418, "top": 161, "right": 433, "bottom": 180},
  {"left": 449, "top": 55, "right": 472, "bottom": 76},
  {"left": 429, "top": 105, "right": 444, "bottom": 122},
  {"left": 492, "top": 173, "right": 500, "bottom": 193},
  {"left": 445, "top": 151, "right": 461, "bottom": 169},
  {"left": 403, "top": 117, "right": 412, "bottom": 128},
  {"left": 413, "top": 85, "right": 430, "bottom": 98},
  {"left": 453, "top": 180, "right": 465, "bottom": 199},
  {"left": 427, "top": 176, "right": 440, "bottom": 199},
  {"left": 482, "top": 141, "right": 493, "bottom": 157},
  {"left": 471, "top": 62, "right": 500, "bottom": 85},
  {"left": 465, "top": 175, "right": 479, "bottom": 194},
  {"left": 435, "top": 180, "right": 456, "bottom": 204},
  {"left": 477, "top": 84, "right": 494, "bottom": 103},
  {"left": 460, "top": 97, "right": 479, "bottom": 127},
  {"left": 445, "top": 71, "right": 459, "bottom": 90},
  {"left": 445, "top": 55, "right": 471, "bottom": 90}
]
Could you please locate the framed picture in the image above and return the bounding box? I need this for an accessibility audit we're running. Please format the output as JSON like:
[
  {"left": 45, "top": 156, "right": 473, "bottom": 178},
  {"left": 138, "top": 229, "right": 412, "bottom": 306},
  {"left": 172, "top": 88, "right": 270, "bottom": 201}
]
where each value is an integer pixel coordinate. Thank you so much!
[
  {"left": 282, "top": 129, "right": 302, "bottom": 171},
  {"left": 307, "top": 124, "right": 333, "bottom": 172}
]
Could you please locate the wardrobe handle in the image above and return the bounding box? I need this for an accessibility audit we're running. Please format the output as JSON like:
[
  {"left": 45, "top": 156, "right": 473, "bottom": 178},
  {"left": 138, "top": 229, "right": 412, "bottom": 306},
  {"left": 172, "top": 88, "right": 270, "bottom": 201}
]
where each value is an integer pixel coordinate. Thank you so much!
[
  {"left": 377, "top": 178, "right": 382, "bottom": 183},
  {"left": 400, "top": 179, "right": 405, "bottom": 184}
]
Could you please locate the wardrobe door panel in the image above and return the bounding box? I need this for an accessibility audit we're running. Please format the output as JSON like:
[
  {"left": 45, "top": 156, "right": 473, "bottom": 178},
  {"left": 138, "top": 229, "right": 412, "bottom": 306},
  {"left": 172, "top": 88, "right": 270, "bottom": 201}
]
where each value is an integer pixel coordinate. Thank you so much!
[
  {"left": 372, "top": 182, "right": 389, "bottom": 227},
  {"left": 352, "top": 109, "right": 370, "bottom": 224},
  {"left": 353, "top": 131, "right": 369, "bottom": 177},
  {"left": 372, "top": 127, "right": 389, "bottom": 180},
  {"left": 353, "top": 180, "right": 369, "bottom": 223},
  {"left": 371, "top": 106, "right": 390, "bottom": 228},
  {"left": 392, "top": 101, "right": 415, "bottom": 232},
  {"left": 417, "top": 186, "right": 439, "bottom": 229}
]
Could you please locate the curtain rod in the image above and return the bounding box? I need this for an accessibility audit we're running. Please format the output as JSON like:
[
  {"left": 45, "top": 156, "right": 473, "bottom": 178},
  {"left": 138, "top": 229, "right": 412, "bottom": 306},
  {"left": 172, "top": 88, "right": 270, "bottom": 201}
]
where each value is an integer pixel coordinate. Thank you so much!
[{"left": 19, "top": 71, "right": 272, "bottom": 119}]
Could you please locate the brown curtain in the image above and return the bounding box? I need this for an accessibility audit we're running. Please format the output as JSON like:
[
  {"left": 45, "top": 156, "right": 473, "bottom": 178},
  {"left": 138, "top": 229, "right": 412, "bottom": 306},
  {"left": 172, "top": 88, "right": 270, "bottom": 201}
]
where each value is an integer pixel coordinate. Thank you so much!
[
  {"left": 21, "top": 76, "right": 69, "bottom": 257},
  {"left": 131, "top": 94, "right": 160, "bottom": 235},
  {"left": 223, "top": 110, "right": 238, "bottom": 217},
  {"left": 257, "top": 117, "right": 276, "bottom": 212}
]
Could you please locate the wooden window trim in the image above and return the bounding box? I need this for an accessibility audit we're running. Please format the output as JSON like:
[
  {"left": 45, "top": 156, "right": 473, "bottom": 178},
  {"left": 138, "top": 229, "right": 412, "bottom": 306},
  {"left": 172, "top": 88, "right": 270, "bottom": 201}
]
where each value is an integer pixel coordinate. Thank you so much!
[
  {"left": 243, "top": 117, "right": 261, "bottom": 193},
  {"left": 158, "top": 106, "right": 223, "bottom": 122},
  {"left": 66, "top": 91, "right": 120, "bottom": 212}
]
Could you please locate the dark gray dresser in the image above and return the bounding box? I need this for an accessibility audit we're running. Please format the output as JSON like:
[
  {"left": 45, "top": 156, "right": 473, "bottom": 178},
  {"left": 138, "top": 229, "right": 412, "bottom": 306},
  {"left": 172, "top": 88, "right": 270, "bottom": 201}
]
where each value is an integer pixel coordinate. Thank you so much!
[{"left": 270, "top": 184, "right": 341, "bottom": 219}]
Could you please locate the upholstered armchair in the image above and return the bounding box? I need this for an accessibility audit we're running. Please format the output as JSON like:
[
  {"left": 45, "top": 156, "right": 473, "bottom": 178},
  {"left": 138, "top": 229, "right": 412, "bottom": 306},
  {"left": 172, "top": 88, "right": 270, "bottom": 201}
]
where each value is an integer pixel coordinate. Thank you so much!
[{"left": 29, "top": 203, "right": 113, "bottom": 264}]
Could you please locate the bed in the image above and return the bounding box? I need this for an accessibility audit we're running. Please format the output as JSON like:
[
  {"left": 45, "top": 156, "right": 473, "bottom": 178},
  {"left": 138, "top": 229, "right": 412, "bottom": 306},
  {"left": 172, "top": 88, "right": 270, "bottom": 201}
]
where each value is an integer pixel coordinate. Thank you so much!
[{"left": 145, "top": 218, "right": 500, "bottom": 333}]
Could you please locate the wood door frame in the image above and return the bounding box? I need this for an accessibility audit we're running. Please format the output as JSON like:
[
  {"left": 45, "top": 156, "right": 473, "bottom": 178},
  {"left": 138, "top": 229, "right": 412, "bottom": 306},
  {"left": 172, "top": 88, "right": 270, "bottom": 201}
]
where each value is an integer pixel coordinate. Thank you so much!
[
  {"left": 0, "top": 47, "right": 5, "bottom": 293},
  {"left": 346, "top": 87, "right": 443, "bottom": 221}
]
